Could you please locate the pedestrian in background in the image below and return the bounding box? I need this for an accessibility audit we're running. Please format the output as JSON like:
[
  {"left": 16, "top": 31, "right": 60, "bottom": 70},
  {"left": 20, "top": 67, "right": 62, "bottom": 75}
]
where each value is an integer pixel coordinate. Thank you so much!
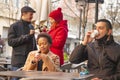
[
  {"left": 48, "top": 7, "right": 68, "bottom": 65},
  {"left": 8, "top": 6, "right": 37, "bottom": 78}
]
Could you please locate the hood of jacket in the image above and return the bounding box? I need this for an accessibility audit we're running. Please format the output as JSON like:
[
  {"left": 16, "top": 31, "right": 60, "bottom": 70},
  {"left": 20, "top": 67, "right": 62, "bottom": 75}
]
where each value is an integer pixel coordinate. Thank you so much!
[{"left": 58, "top": 20, "right": 68, "bottom": 31}]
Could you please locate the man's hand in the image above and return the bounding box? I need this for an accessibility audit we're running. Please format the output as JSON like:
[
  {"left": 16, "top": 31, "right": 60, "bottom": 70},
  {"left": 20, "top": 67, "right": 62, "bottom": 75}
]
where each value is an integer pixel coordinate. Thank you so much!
[
  {"left": 82, "top": 31, "right": 93, "bottom": 45},
  {"left": 30, "top": 30, "right": 35, "bottom": 35}
]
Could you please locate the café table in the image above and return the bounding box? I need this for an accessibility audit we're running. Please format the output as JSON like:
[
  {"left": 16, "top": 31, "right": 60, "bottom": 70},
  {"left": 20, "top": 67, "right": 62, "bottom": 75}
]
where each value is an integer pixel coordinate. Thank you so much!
[{"left": 0, "top": 71, "right": 80, "bottom": 80}]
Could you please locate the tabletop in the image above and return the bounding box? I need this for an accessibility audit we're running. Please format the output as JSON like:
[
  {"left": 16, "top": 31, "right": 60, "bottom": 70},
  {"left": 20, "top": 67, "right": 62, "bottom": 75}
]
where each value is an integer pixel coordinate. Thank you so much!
[{"left": 0, "top": 71, "right": 80, "bottom": 80}]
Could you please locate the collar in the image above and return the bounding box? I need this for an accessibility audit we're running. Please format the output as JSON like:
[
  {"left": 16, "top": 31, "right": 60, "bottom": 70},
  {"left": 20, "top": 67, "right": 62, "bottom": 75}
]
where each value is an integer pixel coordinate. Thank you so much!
[
  {"left": 95, "top": 35, "right": 114, "bottom": 47},
  {"left": 21, "top": 19, "right": 31, "bottom": 25}
]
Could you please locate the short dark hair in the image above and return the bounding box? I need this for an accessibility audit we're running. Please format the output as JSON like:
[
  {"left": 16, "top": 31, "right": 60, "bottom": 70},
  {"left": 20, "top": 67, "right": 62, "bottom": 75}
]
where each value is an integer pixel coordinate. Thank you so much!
[
  {"left": 97, "top": 19, "right": 112, "bottom": 29},
  {"left": 37, "top": 32, "right": 52, "bottom": 44}
]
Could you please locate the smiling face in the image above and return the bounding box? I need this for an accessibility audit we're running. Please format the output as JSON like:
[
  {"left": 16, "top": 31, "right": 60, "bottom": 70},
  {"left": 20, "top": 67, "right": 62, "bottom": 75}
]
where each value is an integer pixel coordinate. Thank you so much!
[
  {"left": 95, "top": 22, "right": 112, "bottom": 39},
  {"left": 37, "top": 37, "right": 51, "bottom": 54}
]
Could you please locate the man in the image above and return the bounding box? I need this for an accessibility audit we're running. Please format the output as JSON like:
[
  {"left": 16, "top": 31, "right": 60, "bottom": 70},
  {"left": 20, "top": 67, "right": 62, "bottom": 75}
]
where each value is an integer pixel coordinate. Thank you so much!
[
  {"left": 69, "top": 19, "right": 120, "bottom": 80},
  {"left": 8, "top": 6, "right": 37, "bottom": 72}
]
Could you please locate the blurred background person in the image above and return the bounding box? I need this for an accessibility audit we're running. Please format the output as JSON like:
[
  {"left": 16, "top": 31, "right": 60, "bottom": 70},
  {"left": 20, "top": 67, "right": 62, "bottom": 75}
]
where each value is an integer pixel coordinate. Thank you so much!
[{"left": 48, "top": 7, "right": 68, "bottom": 65}]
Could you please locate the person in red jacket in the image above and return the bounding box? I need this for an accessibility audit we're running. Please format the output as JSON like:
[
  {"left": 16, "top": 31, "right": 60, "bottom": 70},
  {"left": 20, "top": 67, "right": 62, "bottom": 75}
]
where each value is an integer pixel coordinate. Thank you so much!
[{"left": 48, "top": 7, "right": 68, "bottom": 65}]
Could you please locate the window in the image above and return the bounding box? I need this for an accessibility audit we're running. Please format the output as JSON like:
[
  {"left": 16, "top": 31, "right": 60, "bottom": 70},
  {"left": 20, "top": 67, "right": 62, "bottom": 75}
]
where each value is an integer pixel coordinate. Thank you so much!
[
  {"left": 1, "top": 0, "right": 9, "bottom": 3},
  {"left": 15, "top": 0, "right": 19, "bottom": 8},
  {"left": 4, "top": 0, "right": 8, "bottom": 3},
  {"left": 2, "top": 26, "right": 9, "bottom": 39},
  {"left": 24, "top": 0, "right": 30, "bottom": 6}
]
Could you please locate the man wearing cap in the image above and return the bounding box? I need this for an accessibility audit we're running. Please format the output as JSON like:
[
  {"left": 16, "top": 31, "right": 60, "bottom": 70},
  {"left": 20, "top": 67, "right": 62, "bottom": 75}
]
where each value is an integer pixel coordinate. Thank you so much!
[{"left": 8, "top": 6, "right": 37, "bottom": 76}]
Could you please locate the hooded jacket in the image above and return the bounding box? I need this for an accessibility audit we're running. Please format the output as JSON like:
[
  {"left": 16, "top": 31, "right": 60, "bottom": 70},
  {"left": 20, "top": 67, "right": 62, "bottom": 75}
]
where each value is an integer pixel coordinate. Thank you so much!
[
  {"left": 69, "top": 36, "right": 120, "bottom": 80},
  {"left": 48, "top": 20, "right": 68, "bottom": 65}
]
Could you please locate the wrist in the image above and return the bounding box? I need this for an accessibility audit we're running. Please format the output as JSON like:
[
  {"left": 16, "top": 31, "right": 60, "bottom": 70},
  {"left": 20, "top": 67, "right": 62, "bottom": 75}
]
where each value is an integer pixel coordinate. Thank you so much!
[{"left": 80, "top": 41, "right": 87, "bottom": 46}]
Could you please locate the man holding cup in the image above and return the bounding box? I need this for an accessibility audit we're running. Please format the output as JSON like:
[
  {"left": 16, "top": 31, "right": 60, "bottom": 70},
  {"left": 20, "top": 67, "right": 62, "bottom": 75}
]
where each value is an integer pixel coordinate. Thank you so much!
[{"left": 69, "top": 19, "right": 120, "bottom": 80}]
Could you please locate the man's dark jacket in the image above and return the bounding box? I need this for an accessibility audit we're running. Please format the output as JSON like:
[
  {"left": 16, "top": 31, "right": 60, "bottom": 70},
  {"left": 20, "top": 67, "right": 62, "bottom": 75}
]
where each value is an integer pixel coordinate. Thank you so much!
[
  {"left": 8, "top": 20, "right": 37, "bottom": 67},
  {"left": 69, "top": 36, "right": 120, "bottom": 80}
]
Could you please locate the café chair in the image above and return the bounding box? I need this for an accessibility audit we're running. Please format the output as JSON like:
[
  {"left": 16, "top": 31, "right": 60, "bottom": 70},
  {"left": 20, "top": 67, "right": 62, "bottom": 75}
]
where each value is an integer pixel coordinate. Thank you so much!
[
  {"left": 60, "top": 62, "right": 72, "bottom": 72},
  {"left": 0, "top": 66, "right": 10, "bottom": 80},
  {"left": 0, "top": 66, "right": 8, "bottom": 71},
  {"left": 60, "top": 61, "right": 87, "bottom": 73}
]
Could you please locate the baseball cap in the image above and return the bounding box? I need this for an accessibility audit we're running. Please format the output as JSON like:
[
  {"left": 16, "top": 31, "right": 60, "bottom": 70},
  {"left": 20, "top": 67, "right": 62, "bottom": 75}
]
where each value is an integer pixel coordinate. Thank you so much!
[{"left": 21, "top": 6, "right": 36, "bottom": 13}]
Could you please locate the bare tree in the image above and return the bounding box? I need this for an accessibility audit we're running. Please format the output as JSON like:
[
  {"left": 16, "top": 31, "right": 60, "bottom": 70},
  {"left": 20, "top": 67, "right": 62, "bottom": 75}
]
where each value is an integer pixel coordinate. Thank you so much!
[
  {"left": 105, "top": 1, "right": 120, "bottom": 42},
  {"left": 106, "top": 2, "right": 120, "bottom": 29}
]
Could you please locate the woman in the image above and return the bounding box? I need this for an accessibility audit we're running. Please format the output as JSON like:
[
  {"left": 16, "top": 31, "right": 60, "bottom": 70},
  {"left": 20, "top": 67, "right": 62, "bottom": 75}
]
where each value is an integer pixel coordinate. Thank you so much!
[
  {"left": 48, "top": 7, "right": 68, "bottom": 65},
  {"left": 23, "top": 33, "right": 60, "bottom": 71}
]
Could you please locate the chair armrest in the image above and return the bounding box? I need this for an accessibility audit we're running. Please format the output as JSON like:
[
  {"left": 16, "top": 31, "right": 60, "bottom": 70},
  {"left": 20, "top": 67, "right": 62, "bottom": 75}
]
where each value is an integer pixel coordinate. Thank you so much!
[
  {"left": 71, "top": 62, "right": 86, "bottom": 69},
  {"left": 60, "top": 62, "right": 72, "bottom": 70}
]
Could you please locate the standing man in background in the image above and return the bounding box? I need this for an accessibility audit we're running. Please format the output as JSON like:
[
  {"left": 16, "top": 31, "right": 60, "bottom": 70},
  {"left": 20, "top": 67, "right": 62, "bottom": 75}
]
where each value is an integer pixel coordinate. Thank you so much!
[{"left": 8, "top": 6, "right": 37, "bottom": 74}]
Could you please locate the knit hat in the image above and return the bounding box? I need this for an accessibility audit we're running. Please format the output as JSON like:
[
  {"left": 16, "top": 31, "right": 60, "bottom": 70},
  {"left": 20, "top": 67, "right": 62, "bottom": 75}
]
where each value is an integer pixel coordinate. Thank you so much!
[{"left": 49, "top": 8, "right": 63, "bottom": 22}]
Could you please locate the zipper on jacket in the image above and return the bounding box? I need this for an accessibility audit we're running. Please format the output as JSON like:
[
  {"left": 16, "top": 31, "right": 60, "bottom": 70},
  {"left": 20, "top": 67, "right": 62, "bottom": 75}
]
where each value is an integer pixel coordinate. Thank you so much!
[
  {"left": 98, "top": 45, "right": 105, "bottom": 71},
  {"left": 98, "top": 55, "right": 103, "bottom": 70}
]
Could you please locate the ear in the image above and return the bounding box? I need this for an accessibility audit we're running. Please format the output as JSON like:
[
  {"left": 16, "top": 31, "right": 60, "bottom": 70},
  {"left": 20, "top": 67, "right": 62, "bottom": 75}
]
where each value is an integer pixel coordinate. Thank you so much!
[{"left": 107, "top": 29, "right": 112, "bottom": 35}]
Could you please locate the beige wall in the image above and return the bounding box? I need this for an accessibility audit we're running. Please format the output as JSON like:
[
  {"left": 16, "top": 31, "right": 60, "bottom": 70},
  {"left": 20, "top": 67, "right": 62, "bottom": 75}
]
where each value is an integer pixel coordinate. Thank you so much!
[{"left": 0, "top": 17, "right": 14, "bottom": 57}]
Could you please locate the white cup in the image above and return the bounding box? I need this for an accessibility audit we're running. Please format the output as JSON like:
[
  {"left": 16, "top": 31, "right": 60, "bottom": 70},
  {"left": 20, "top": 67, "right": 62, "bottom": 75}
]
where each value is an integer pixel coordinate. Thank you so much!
[{"left": 90, "top": 30, "right": 99, "bottom": 38}]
